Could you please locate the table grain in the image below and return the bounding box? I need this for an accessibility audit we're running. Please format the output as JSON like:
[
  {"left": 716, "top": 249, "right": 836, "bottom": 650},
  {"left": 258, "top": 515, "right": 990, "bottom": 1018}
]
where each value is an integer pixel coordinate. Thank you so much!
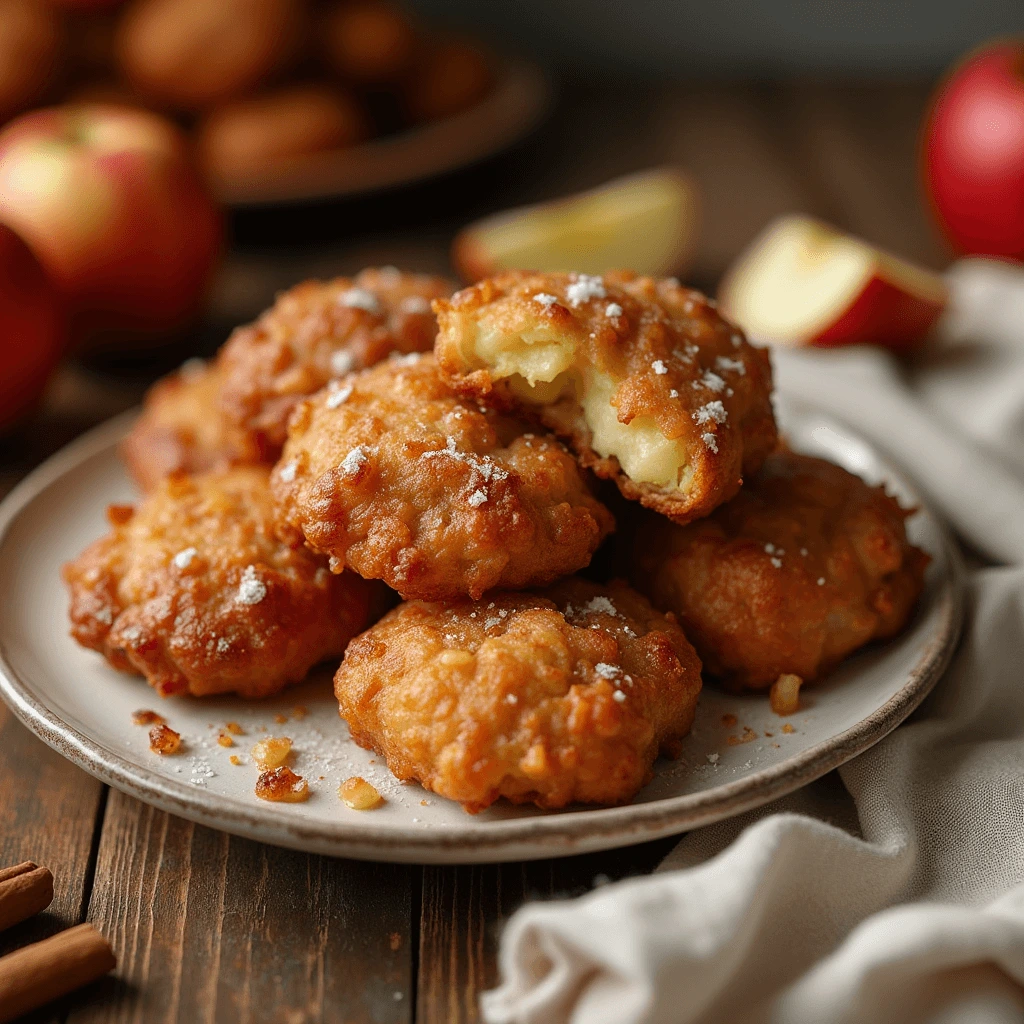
[{"left": 0, "top": 81, "right": 946, "bottom": 1023}]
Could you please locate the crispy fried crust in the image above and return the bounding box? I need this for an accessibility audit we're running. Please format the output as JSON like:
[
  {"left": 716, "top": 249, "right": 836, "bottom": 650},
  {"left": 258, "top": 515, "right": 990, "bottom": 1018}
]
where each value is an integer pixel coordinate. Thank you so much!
[
  {"left": 334, "top": 578, "right": 702, "bottom": 812},
  {"left": 217, "top": 267, "right": 454, "bottom": 453},
  {"left": 63, "top": 466, "right": 376, "bottom": 698},
  {"left": 632, "top": 451, "right": 930, "bottom": 691},
  {"left": 121, "top": 360, "right": 267, "bottom": 491},
  {"left": 434, "top": 270, "right": 778, "bottom": 523},
  {"left": 271, "top": 353, "right": 615, "bottom": 600}
]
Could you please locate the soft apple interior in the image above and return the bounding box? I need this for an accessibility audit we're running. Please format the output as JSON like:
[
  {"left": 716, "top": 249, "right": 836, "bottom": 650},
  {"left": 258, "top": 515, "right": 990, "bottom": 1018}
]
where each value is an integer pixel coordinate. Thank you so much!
[
  {"left": 466, "top": 320, "right": 693, "bottom": 491},
  {"left": 722, "top": 216, "right": 946, "bottom": 345}
]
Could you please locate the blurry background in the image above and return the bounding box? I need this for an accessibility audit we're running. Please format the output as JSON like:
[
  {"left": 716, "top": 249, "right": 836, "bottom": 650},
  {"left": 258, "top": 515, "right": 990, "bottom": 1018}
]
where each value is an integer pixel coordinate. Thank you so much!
[
  {"left": 408, "top": 0, "right": 1024, "bottom": 77},
  {"left": 2, "top": 0, "right": 1023, "bottom": 493}
]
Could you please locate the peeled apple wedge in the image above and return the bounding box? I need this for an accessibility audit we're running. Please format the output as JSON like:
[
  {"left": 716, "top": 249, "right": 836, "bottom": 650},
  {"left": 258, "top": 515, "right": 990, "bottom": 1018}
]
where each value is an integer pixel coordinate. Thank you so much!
[
  {"left": 718, "top": 215, "right": 948, "bottom": 351},
  {"left": 452, "top": 167, "right": 698, "bottom": 282}
]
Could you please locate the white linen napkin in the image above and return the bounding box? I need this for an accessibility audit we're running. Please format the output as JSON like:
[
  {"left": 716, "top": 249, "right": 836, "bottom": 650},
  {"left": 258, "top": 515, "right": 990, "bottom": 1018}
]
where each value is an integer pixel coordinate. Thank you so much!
[{"left": 482, "top": 258, "right": 1024, "bottom": 1024}]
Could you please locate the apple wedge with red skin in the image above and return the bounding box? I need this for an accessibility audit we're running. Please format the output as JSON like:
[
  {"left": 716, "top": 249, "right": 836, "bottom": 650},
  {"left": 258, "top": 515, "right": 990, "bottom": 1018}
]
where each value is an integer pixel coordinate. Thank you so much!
[
  {"left": 0, "top": 104, "right": 222, "bottom": 350},
  {"left": 718, "top": 216, "right": 948, "bottom": 352}
]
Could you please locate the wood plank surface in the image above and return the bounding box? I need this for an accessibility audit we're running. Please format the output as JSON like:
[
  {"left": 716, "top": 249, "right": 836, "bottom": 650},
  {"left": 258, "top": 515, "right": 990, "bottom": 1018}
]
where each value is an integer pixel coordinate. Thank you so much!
[
  {"left": 416, "top": 838, "right": 679, "bottom": 1024},
  {"left": 67, "top": 791, "right": 415, "bottom": 1024}
]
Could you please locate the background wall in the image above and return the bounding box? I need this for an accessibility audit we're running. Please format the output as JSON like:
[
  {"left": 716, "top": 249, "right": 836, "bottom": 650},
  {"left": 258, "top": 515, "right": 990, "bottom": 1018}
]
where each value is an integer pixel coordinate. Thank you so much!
[{"left": 407, "top": 0, "right": 1024, "bottom": 77}]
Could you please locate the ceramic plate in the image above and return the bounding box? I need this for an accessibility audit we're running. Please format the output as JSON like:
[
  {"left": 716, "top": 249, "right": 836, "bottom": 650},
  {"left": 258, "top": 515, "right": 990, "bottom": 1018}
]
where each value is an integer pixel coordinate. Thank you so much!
[
  {"left": 0, "top": 398, "right": 963, "bottom": 864},
  {"left": 211, "top": 59, "right": 550, "bottom": 206}
]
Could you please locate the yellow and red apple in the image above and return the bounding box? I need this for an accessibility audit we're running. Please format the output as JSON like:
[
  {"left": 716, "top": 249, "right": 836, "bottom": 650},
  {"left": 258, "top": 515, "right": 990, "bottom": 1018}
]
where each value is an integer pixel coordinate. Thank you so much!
[
  {"left": 923, "top": 40, "right": 1024, "bottom": 260},
  {"left": 0, "top": 223, "right": 65, "bottom": 431},
  {"left": 718, "top": 216, "right": 947, "bottom": 351},
  {"left": 452, "top": 167, "right": 698, "bottom": 283},
  {"left": 0, "top": 104, "right": 222, "bottom": 349}
]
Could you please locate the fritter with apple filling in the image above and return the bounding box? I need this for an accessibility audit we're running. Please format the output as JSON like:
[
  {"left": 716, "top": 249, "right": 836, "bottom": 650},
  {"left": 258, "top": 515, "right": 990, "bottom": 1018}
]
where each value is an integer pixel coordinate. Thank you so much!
[
  {"left": 217, "top": 267, "right": 453, "bottom": 454},
  {"left": 63, "top": 466, "right": 376, "bottom": 698},
  {"left": 334, "top": 578, "right": 702, "bottom": 812},
  {"left": 632, "top": 451, "right": 929, "bottom": 691},
  {"left": 271, "top": 353, "right": 614, "bottom": 600},
  {"left": 434, "top": 270, "right": 777, "bottom": 524}
]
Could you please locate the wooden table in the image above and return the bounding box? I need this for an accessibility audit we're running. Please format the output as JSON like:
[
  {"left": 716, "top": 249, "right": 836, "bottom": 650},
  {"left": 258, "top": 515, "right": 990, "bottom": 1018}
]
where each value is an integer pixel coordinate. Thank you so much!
[{"left": 0, "top": 81, "right": 947, "bottom": 1023}]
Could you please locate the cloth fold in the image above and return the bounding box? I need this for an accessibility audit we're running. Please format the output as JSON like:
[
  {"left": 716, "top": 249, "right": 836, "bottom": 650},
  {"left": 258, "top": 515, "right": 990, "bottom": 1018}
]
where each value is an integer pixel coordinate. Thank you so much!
[{"left": 482, "top": 259, "right": 1024, "bottom": 1024}]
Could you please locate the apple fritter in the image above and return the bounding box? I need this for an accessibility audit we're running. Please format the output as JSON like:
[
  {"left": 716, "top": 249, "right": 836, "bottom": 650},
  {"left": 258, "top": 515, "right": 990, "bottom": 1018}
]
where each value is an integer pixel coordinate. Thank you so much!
[
  {"left": 217, "top": 267, "right": 453, "bottom": 454},
  {"left": 272, "top": 353, "right": 614, "bottom": 600},
  {"left": 434, "top": 270, "right": 778, "bottom": 524},
  {"left": 63, "top": 466, "right": 376, "bottom": 698},
  {"left": 334, "top": 578, "right": 702, "bottom": 812},
  {"left": 632, "top": 451, "right": 930, "bottom": 691},
  {"left": 121, "top": 359, "right": 266, "bottom": 492}
]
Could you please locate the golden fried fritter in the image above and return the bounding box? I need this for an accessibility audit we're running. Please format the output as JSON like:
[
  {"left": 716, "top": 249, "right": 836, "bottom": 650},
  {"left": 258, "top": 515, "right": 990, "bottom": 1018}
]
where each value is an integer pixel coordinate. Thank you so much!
[
  {"left": 272, "top": 353, "right": 614, "bottom": 600},
  {"left": 63, "top": 466, "right": 376, "bottom": 698},
  {"left": 434, "top": 270, "right": 777, "bottom": 524},
  {"left": 217, "top": 267, "right": 454, "bottom": 454},
  {"left": 121, "top": 359, "right": 266, "bottom": 491},
  {"left": 632, "top": 451, "right": 929, "bottom": 691},
  {"left": 335, "top": 578, "right": 702, "bottom": 812}
]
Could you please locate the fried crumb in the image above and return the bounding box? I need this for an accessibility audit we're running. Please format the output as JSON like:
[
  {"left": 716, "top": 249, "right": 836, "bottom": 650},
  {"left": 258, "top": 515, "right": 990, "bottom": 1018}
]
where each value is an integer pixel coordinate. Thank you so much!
[
  {"left": 274, "top": 712, "right": 288, "bottom": 724},
  {"left": 292, "top": 706, "right": 308, "bottom": 719},
  {"left": 721, "top": 712, "right": 737, "bottom": 726},
  {"left": 251, "top": 736, "right": 292, "bottom": 769},
  {"left": 149, "top": 723, "right": 181, "bottom": 754},
  {"left": 132, "top": 710, "right": 165, "bottom": 726},
  {"left": 339, "top": 776, "right": 383, "bottom": 810},
  {"left": 217, "top": 732, "right": 234, "bottom": 747},
  {"left": 389, "top": 932, "right": 402, "bottom": 951},
  {"left": 229, "top": 755, "right": 242, "bottom": 766},
  {"left": 256, "top": 766, "right": 309, "bottom": 802},
  {"left": 225, "top": 722, "right": 244, "bottom": 735},
  {"left": 770, "top": 673, "right": 803, "bottom": 716},
  {"left": 782, "top": 723, "right": 795, "bottom": 734},
  {"left": 726, "top": 726, "right": 758, "bottom": 746}
]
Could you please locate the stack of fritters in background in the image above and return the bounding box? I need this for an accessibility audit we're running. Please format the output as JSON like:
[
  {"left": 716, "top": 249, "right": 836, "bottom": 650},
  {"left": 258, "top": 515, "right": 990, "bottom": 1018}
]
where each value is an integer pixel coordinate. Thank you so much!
[{"left": 63, "top": 267, "right": 927, "bottom": 812}]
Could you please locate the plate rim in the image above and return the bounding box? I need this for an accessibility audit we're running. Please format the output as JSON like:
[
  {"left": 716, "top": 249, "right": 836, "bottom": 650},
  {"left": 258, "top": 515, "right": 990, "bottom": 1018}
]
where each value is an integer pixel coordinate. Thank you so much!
[{"left": 0, "top": 406, "right": 965, "bottom": 863}]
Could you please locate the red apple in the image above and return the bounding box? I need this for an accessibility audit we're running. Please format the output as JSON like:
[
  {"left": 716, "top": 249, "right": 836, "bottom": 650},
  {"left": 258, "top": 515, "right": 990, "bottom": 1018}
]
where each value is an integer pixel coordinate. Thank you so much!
[
  {"left": 718, "top": 216, "right": 947, "bottom": 351},
  {"left": 923, "top": 40, "right": 1024, "bottom": 259},
  {"left": 0, "top": 223, "right": 65, "bottom": 431},
  {"left": 0, "top": 104, "right": 222, "bottom": 349}
]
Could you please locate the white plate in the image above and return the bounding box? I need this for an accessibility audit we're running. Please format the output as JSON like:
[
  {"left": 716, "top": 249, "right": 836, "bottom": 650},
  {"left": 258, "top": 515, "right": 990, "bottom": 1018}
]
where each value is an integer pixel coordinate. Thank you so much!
[{"left": 0, "top": 398, "right": 963, "bottom": 864}]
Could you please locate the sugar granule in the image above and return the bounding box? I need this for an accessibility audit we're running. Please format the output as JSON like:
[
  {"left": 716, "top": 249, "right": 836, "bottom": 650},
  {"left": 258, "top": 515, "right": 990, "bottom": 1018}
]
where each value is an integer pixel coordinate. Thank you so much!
[
  {"left": 237, "top": 565, "right": 267, "bottom": 606},
  {"left": 172, "top": 547, "right": 197, "bottom": 569},
  {"left": 340, "top": 288, "right": 381, "bottom": 313}
]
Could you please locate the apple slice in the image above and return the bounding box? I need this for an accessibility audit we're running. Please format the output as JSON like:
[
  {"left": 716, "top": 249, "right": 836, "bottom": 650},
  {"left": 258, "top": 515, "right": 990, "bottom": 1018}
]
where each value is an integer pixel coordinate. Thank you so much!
[
  {"left": 452, "top": 167, "right": 698, "bottom": 283},
  {"left": 718, "top": 215, "right": 948, "bottom": 351}
]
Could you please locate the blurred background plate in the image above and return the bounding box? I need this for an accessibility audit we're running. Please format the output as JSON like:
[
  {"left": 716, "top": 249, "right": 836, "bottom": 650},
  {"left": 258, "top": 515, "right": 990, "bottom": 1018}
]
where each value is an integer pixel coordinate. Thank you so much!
[{"left": 211, "top": 57, "right": 549, "bottom": 206}]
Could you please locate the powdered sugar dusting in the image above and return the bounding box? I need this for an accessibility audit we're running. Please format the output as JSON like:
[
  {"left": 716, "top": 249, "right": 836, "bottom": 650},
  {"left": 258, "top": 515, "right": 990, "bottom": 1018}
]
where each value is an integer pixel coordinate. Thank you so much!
[
  {"left": 468, "top": 489, "right": 488, "bottom": 507},
  {"left": 172, "top": 547, "right": 197, "bottom": 569},
  {"left": 716, "top": 355, "right": 746, "bottom": 376},
  {"left": 340, "top": 445, "right": 370, "bottom": 476},
  {"left": 702, "top": 432, "right": 719, "bottom": 452},
  {"left": 566, "top": 274, "right": 606, "bottom": 306},
  {"left": 279, "top": 460, "right": 297, "bottom": 483},
  {"left": 533, "top": 292, "right": 559, "bottom": 308},
  {"left": 237, "top": 565, "right": 267, "bottom": 606},
  {"left": 605, "top": 302, "right": 623, "bottom": 318},
  {"left": 326, "top": 382, "right": 354, "bottom": 408},
  {"left": 652, "top": 360, "right": 668, "bottom": 375},
  {"left": 694, "top": 401, "right": 728, "bottom": 426},
  {"left": 340, "top": 288, "right": 381, "bottom": 313}
]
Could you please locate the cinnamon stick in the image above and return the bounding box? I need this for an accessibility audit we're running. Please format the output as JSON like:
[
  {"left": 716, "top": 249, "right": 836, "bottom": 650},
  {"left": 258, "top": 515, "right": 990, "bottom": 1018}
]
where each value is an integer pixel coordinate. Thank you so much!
[
  {"left": 0, "top": 923, "right": 116, "bottom": 1023},
  {"left": 0, "top": 863, "right": 53, "bottom": 932}
]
